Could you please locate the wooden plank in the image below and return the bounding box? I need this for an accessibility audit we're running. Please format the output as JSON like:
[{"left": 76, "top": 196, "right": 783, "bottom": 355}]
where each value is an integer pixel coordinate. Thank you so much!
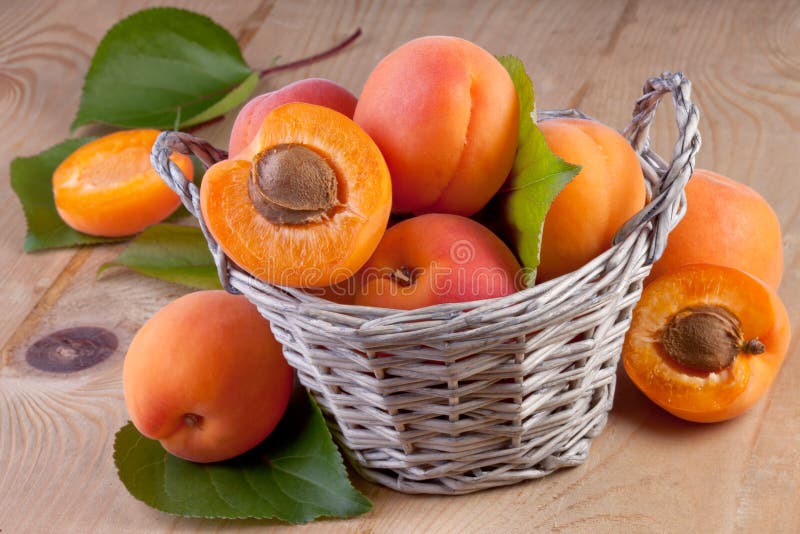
[{"left": 0, "top": 0, "right": 797, "bottom": 532}]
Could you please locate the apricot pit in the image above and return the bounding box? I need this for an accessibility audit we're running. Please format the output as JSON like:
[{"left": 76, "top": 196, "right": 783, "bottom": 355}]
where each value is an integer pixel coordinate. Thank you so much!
[
  {"left": 661, "top": 305, "right": 765, "bottom": 372},
  {"left": 249, "top": 144, "right": 338, "bottom": 225}
]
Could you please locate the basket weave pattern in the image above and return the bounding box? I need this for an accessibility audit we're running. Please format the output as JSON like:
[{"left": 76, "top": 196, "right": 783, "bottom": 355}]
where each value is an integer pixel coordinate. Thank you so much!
[{"left": 152, "top": 72, "right": 700, "bottom": 495}]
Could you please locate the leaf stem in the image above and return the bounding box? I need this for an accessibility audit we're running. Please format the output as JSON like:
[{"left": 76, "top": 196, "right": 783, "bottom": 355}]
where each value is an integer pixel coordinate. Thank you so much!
[{"left": 259, "top": 28, "right": 362, "bottom": 78}]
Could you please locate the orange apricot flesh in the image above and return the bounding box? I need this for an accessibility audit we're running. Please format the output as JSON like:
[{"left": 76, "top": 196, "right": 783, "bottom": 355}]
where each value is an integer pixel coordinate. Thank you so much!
[
  {"left": 53, "top": 129, "right": 193, "bottom": 237},
  {"left": 201, "top": 103, "right": 392, "bottom": 288},
  {"left": 623, "top": 264, "right": 791, "bottom": 423}
]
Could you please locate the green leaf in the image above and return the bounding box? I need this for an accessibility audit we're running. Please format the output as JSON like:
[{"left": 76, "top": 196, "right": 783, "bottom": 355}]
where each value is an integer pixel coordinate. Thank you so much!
[
  {"left": 10, "top": 138, "right": 125, "bottom": 252},
  {"left": 497, "top": 55, "right": 581, "bottom": 283},
  {"left": 98, "top": 224, "right": 221, "bottom": 289},
  {"left": 114, "top": 392, "right": 372, "bottom": 523},
  {"left": 181, "top": 71, "right": 259, "bottom": 127},
  {"left": 72, "top": 7, "right": 257, "bottom": 130}
]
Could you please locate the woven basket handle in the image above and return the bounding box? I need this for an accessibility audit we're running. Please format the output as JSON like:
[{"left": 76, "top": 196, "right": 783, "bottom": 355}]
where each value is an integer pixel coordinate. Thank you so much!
[
  {"left": 612, "top": 71, "right": 701, "bottom": 264},
  {"left": 150, "top": 131, "right": 236, "bottom": 292}
]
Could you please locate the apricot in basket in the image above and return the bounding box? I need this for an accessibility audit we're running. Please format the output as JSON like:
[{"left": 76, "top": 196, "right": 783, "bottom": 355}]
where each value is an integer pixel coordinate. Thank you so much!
[
  {"left": 201, "top": 102, "right": 392, "bottom": 288},
  {"left": 529, "top": 117, "right": 646, "bottom": 282},
  {"left": 354, "top": 213, "right": 523, "bottom": 309},
  {"left": 354, "top": 36, "right": 519, "bottom": 216}
]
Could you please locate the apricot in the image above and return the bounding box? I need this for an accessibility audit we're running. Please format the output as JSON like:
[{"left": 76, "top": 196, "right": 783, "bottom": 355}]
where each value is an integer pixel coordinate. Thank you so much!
[
  {"left": 531, "top": 118, "right": 646, "bottom": 282},
  {"left": 202, "top": 102, "right": 391, "bottom": 287},
  {"left": 52, "top": 129, "right": 193, "bottom": 237},
  {"left": 354, "top": 36, "right": 518, "bottom": 216},
  {"left": 123, "top": 290, "right": 293, "bottom": 463},
  {"left": 228, "top": 78, "right": 358, "bottom": 158},
  {"left": 623, "top": 264, "right": 791, "bottom": 423},
  {"left": 355, "top": 214, "right": 522, "bottom": 309},
  {"left": 648, "top": 169, "right": 783, "bottom": 288}
]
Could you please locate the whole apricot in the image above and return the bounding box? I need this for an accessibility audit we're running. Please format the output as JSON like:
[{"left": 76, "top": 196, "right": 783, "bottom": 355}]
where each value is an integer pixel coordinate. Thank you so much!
[
  {"left": 228, "top": 78, "right": 358, "bottom": 157},
  {"left": 354, "top": 214, "right": 522, "bottom": 310},
  {"left": 123, "top": 290, "right": 293, "bottom": 463},
  {"left": 648, "top": 169, "right": 783, "bottom": 288},
  {"left": 534, "top": 118, "right": 646, "bottom": 282},
  {"left": 354, "top": 36, "right": 518, "bottom": 216},
  {"left": 53, "top": 129, "right": 193, "bottom": 237}
]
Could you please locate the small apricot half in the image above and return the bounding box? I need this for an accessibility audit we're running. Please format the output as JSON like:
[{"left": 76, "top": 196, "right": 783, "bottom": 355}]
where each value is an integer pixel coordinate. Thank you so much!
[
  {"left": 201, "top": 103, "right": 391, "bottom": 287},
  {"left": 623, "top": 264, "right": 791, "bottom": 423},
  {"left": 53, "top": 129, "right": 193, "bottom": 237}
]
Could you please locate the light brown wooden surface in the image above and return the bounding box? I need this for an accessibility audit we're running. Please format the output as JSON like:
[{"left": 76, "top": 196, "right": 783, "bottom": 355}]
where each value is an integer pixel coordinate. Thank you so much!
[{"left": 1, "top": 0, "right": 798, "bottom": 532}]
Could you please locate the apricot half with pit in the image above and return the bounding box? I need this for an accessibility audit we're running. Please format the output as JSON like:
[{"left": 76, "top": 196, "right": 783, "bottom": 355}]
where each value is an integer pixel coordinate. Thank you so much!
[
  {"left": 623, "top": 264, "right": 791, "bottom": 423},
  {"left": 201, "top": 102, "right": 392, "bottom": 287}
]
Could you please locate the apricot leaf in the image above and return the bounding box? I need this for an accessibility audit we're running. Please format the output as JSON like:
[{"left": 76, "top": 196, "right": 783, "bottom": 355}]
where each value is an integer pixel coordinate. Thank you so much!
[
  {"left": 497, "top": 55, "right": 581, "bottom": 284},
  {"left": 114, "top": 392, "right": 372, "bottom": 522},
  {"left": 98, "top": 224, "right": 221, "bottom": 289},
  {"left": 72, "top": 7, "right": 256, "bottom": 130},
  {"left": 10, "top": 138, "right": 125, "bottom": 252}
]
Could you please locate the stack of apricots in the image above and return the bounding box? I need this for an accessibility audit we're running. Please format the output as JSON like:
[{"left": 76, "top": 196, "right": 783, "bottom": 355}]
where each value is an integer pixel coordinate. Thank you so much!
[{"left": 51, "top": 36, "right": 789, "bottom": 462}]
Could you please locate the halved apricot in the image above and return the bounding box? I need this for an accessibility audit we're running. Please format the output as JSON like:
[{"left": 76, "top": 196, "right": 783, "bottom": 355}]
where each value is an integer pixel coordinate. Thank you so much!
[
  {"left": 201, "top": 103, "right": 392, "bottom": 287},
  {"left": 623, "top": 264, "right": 791, "bottom": 423},
  {"left": 53, "top": 129, "right": 193, "bottom": 237}
]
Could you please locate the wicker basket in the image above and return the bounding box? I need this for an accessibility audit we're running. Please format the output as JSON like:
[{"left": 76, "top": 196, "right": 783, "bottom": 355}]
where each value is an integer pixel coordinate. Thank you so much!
[{"left": 151, "top": 72, "right": 700, "bottom": 495}]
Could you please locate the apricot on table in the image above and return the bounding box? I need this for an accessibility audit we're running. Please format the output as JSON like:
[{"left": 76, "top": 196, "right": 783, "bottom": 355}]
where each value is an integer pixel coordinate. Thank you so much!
[
  {"left": 52, "top": 129, "right": 193, "bottom": 237},
  {"left": 228, "top": 78, "right": 358, "bottom": 157},
  {"left": 354, "top": 214, "right": 522, "bottom": 310},
  {"left": 123, "top": 290, "right": 293, "bottom": 463},
  {"left": 648, "top": 169, "right": 783, "bottom": 288},
  {"left": 622, "top": 264, "right": 791, "bottom": 423},
  {"left": 530, "top": 117, "right": 646, "bottom": 282},
  {"left": 202, "top": 102, "right": 391, "bottom": 287},
  {"left": 354, "top": 36, "right": 519, "bottom": 216}
]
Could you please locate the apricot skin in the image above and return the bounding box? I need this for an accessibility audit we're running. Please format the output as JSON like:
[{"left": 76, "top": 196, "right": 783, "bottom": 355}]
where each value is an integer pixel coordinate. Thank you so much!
[
  {"left": 354, "top": 36, "right": 519, "bottom": 216},
  {"left": 648, "top": 169, "right": 783, "bottom": 288},
  {"left": 355, "top": 214, "right": 522, "bottom": 310},
  {"left": 123, "top": 291, "right": 293, "bottom": 463},
  {"left": 228, "top": 78, "right": 358, "bottom": 158},
  {"left": 535, "top": 118, "right": 646, "bottom": 282}
]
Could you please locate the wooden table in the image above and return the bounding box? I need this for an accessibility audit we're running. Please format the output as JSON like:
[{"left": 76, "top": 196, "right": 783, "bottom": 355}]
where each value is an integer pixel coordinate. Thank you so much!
[{"left": 2, "top": 1, "right": 798, "bottom": 532}]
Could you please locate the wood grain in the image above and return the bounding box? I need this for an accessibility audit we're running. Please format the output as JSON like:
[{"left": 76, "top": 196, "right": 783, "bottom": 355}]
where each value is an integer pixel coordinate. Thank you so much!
[{"left": 1, "top": 0, "right": 798, "bottom": 532}]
